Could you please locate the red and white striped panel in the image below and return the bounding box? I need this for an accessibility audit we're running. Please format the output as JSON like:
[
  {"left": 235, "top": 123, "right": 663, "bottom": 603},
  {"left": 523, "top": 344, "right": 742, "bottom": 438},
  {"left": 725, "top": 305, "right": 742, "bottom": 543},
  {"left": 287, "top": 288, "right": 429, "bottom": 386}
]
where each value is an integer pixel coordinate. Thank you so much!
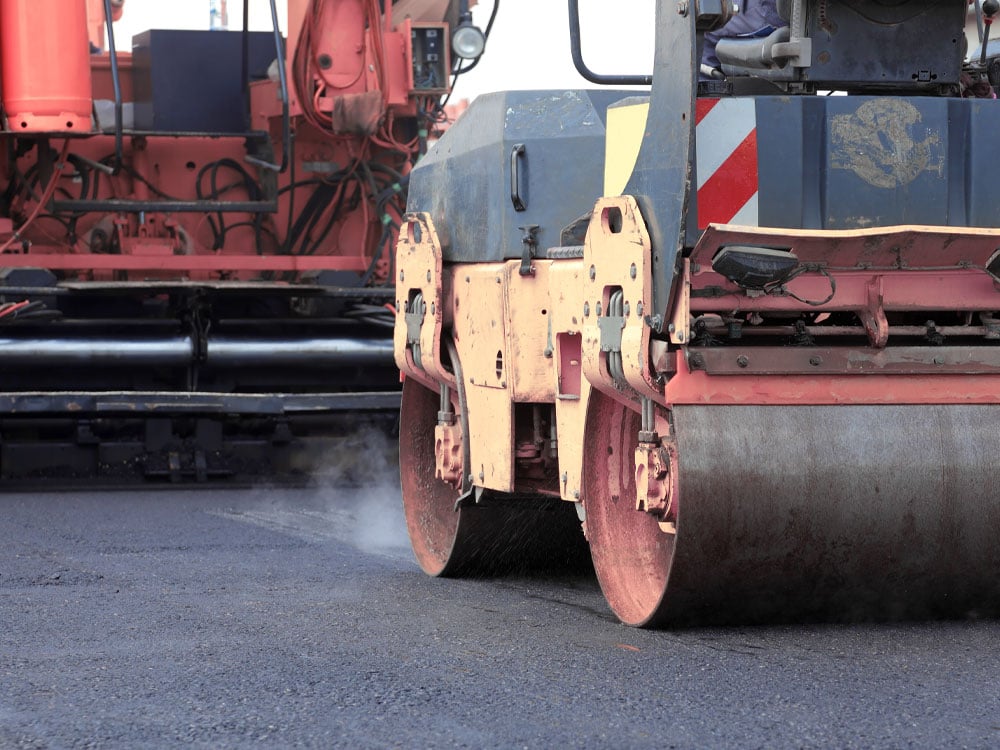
[{"left": 696, "top": 98, "right": 758, "bottom": 228}]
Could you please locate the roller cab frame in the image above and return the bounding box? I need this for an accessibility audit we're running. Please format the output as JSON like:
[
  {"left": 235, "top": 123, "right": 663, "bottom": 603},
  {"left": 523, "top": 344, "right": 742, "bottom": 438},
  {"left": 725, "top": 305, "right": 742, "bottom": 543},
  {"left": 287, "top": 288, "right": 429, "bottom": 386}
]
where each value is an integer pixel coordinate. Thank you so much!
[{"left": 396, "top": 0, "right": 1000, "bottom": 626}]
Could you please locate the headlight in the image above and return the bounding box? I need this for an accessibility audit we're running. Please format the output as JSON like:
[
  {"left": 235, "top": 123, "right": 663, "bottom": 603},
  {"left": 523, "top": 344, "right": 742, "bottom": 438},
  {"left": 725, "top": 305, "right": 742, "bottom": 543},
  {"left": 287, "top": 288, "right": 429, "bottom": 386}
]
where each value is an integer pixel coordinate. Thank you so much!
[{"left": 452, "top": 21, "right": 485, "bottom": 60}]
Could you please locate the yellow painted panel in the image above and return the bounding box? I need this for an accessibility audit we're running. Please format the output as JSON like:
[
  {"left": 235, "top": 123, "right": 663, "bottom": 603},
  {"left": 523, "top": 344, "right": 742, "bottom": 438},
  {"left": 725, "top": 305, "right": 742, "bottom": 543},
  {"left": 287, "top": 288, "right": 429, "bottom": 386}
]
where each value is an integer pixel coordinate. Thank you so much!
[{"left": 604, "top": 101, "right": 650, "bottom": 197}]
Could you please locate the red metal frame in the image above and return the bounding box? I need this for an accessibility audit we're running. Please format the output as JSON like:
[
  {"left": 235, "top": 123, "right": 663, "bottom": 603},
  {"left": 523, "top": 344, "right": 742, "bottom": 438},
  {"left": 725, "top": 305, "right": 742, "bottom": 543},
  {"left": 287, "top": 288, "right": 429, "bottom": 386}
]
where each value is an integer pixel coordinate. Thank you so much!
[
  {"left": 664, "top": 351, "right": 1000, "bottom": 405},
  {"left": 0, "top": 0, "right": 452, "bottom": 284}
]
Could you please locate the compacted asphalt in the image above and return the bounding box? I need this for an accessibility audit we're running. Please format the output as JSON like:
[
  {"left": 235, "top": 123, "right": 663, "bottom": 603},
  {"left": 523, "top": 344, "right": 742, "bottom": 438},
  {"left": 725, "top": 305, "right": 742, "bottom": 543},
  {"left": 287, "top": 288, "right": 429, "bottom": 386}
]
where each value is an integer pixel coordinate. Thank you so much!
[{"left": 2, "top": 470, "right": 999, "bottom": 748}]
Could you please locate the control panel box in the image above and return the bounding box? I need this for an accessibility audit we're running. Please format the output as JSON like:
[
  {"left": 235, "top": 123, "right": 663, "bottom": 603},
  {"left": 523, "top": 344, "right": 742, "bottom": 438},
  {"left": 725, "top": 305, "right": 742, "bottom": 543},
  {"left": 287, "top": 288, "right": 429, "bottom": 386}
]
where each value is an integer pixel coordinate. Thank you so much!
[{"left": 410, "top": 24, "right": 450, "bottom": 94}]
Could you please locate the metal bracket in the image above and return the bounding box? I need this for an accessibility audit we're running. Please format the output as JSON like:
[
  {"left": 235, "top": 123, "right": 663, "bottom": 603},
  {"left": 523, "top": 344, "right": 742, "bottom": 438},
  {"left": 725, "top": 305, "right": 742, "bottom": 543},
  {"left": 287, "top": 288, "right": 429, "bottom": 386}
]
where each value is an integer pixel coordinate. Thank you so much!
[
  {"left": 404, "top": 292, "right": 426, "bottom": 369},
  {"left": 598, "top": 289, "right": 626, "bottom": 353},
  {"left": 519, "top": 225, "right": 539, "bottom": 276},
  {"left": 858, "top": 277, "right": 888, "bottom": 348},
  {"left": 434, "top": 422, "right": 463, "bottom": 487},
  {"left": 775, "top": 0, "right": 812, "bottom": 68},
  {"left": 582, "top": 197, "right": 661, "bottom": 401},
  {"left": 599, "top": 290, "right": 626, "bottom": 386},
  {"left": 394, "top": 213, "right": 450, "bottom": 389},
  {"left": 694, "top": 0, "right": 737, "bottom": 29},
  {"left": 667, "top": 259, "right": 691, "bottom": 345},
  {"left": 634, "top": 433, "right": 678, "bottom": 533},
  {"left": 982, "top": 312, "right": 1000, "bottom": 339}
]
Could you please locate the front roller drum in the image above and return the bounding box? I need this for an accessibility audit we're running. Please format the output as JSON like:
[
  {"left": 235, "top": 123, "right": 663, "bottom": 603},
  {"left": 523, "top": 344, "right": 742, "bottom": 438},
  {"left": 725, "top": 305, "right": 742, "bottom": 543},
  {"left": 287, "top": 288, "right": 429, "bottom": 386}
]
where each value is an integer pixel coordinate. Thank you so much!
[
  {"left": 583, "top": 393, "right": 1000, "bottom": 627},
  {"left": 400, "top": 376, "right": 587, "bottom": 577}
]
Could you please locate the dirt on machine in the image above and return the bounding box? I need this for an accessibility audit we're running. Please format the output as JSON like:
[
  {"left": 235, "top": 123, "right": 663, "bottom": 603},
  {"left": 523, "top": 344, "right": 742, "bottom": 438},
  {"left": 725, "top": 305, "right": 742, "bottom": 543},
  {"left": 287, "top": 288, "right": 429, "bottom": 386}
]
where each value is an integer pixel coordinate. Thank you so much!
[
  {"left": 0, "top": 0, "right": 487, "bottom": 484},
  {"left": 395, "top": 0, "right": 1000, "bottom": 626}
]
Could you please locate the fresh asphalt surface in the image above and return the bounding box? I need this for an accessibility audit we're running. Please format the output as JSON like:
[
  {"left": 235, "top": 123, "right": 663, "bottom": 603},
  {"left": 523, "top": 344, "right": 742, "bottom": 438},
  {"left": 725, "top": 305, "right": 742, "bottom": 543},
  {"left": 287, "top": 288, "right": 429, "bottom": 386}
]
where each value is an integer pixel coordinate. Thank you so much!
[{"left": 3, "top": 461, "right": 1000, "bottom": 747}]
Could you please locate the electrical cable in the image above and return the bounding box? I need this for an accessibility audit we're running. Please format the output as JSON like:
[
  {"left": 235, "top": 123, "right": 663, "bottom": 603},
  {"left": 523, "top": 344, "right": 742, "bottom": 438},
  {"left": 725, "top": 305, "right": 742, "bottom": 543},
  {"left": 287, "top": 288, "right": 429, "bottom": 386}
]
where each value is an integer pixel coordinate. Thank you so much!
[
  {"left": 764, "top": 264, "right": 837, "bottom": 307},
  {"left": 0, "top": 140, "right": 70, "bottom": 255}
]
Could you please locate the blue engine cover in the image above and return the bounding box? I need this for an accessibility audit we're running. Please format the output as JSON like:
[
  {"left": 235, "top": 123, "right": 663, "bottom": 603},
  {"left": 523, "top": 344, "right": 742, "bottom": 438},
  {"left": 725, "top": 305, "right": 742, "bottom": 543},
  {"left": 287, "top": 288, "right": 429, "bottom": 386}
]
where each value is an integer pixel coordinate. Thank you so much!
[
  {"left": 756, "top": 96, "right": 1000, "bottom": 230},
  {"left": 407, "top": 89, "right": 633, "bottom": 263}
]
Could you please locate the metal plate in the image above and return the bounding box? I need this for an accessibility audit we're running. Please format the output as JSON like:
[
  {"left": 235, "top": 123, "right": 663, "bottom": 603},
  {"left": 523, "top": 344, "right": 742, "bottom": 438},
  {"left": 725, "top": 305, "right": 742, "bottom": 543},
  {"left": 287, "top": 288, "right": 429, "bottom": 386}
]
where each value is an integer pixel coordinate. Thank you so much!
[
  {"left": 687, "top": 346, "right": 1000, "bottom": 375},
  {"left": 658, "top": 404, "right": 1000, "bottom": 624}
]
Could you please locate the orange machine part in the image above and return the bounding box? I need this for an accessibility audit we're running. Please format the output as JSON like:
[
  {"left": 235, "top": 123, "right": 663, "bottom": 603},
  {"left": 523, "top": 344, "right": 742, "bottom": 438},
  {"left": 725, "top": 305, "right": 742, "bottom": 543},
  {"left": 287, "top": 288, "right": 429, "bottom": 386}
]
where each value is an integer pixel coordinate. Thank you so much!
[{"left": 1, "top": 0, "right": 93, "bottom": 132}]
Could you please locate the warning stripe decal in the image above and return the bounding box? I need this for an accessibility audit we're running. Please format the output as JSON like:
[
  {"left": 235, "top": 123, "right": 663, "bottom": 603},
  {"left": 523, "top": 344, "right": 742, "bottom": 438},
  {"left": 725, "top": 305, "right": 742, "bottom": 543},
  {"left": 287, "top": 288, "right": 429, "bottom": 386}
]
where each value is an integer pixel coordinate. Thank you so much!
[
  {"left": 695, "top": 97, "right": 719, "bottom": 126},
  {"left": 695, "top": 98, "right": 759, "bottom": 227}
]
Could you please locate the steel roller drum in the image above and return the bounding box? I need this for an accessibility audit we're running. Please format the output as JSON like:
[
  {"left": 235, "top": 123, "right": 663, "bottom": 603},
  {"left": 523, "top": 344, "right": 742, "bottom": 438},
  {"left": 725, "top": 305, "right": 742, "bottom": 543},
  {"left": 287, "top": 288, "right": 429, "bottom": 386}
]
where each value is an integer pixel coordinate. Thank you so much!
[{"left": 585, "top": 402, "right": 1000, "bottom": 627}]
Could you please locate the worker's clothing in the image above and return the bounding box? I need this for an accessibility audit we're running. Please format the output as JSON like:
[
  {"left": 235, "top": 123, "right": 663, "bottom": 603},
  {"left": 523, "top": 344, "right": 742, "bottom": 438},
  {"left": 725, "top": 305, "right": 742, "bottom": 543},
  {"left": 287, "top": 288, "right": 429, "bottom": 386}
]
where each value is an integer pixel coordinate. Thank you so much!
[{"left": 701, "top": 0, "right": 786, "bottom": 76}]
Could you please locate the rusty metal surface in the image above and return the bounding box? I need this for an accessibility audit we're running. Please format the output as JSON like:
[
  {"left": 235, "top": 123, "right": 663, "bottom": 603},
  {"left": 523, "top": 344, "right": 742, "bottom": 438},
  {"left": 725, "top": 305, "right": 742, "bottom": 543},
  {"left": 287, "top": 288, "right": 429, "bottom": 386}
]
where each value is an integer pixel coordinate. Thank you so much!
[
  {"left": 663, "top": 352, "right": 1000, "bottom": 405},
  {"left": 584, "top": 393, "right": 1000, "bottom": 626},
  {"left": 394, "top": 214, "right": 450, "bottom": 388},
  {"left": 0, "top": 390, "right": 400, "bottom": 415},
  {"left": 692, "top": 223, "right": 1000, "bottom": 271},
  {"left": 400, "top": 377, "right": 586, "bottom": 577},
  {"left": 688, "top": 268, "right": 1000, "bottom": 315},
  {"left": 686, "top": 345, "right": 1000, "bottom": 375},
  {"left": 661, "top": 404, "right": 1000, "bottom": 625},
  {"left": 401, "top": 377, "right": 486, "bottom": 575},
  {"left": 582, "top": 197, "right": 661, "bottom": 403}
]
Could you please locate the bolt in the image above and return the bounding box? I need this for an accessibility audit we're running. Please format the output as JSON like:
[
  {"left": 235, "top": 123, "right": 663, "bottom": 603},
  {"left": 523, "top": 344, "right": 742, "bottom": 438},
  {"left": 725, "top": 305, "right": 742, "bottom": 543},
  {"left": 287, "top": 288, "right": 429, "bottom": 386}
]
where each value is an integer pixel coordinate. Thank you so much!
[
  {"left": 469, "top": 377, "right": 475, "bottom": 385},
  {"left": 400, "top": 271, "right": 405, "bottom": 282},
  {"left": 317, "top": 53, "right": 333, "bottom": 70},
  {"left": 584, "top": 302, "right": 591, "bottom": 317},
  {"left": 573, "top": 490, "right": 580, "bottom": 499},
  {"left": 624, "top": 302, "right": 631, "bottom": 317},
  {"left": 478, "top": 470, "right": 485, "bottom": 481},
  {"left": 496, "top": 276, "right": 502, "bottom": 284},
  {"left": 736, "top": 355, "right": 750, "bottom": 368},
  {"left": 809, "top": 355, "right": 823, "bottom": 366},
  {"left": 677, "top": 332, "right": 685, "bottom": 343},
  {"left": 677, "top": 0, "right": 689, "bottom": 15},
  {"left": 668, "top": 322, "right": 676, "bottom": 333},
  {"left": 589, "top": 265, "right": 596, "bottom": 280},
  {"left": 561, "top": 472, "right": 568, "bottom": 485},
  {"left": 630, "top": 263, "right": 637, "bottom": 280},
  {"left": 426, "top": 270, "right": 432, "bottom": 282},
  {"left": 637, "top": 302, "right": 644, "bottom": 317},
  {"left": 596, "top": 302, "right": 603, "bottom": 316},
  {"left": 933, "top": 356, "right": 945, "bottom": 365},
  {"left": 430, "top": 302, "right": 435, "bottom": 315}
]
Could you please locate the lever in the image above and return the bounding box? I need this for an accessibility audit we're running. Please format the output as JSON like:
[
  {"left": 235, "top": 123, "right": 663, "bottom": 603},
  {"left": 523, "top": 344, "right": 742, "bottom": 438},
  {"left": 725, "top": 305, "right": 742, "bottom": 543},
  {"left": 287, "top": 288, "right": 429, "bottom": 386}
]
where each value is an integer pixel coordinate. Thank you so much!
[{"left": 981, "top": 0, "right": 999, "bottom": 67}]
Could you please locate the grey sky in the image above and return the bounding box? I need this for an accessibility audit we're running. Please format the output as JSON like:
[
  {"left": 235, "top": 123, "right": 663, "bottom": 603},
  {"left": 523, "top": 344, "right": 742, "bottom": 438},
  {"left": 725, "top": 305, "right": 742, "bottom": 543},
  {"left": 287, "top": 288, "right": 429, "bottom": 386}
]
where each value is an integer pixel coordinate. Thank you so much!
[{"left": 114, "top": 0, "right": 655, "bottom": 101}]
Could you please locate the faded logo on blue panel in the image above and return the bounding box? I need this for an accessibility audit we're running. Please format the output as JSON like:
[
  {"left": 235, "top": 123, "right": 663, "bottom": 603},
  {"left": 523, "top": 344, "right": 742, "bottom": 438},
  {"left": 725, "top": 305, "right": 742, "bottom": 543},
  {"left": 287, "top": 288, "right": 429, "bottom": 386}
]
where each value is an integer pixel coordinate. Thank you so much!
[{"left": 830, "top": 99, "right": 943, "bottom": 189}]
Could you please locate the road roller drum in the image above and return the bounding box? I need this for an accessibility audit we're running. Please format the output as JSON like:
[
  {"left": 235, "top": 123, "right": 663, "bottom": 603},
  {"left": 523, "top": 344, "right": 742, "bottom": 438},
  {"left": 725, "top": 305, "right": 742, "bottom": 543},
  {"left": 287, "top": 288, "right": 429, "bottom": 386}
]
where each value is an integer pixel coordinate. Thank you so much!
[{"left": 584, "top": 399, "right": 1000, "bottom": 626}]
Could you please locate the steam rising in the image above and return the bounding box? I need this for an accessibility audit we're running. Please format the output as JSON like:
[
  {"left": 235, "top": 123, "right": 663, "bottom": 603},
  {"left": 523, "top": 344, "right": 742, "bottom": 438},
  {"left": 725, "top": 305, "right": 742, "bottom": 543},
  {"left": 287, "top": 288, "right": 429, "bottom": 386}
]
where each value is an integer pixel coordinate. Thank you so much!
[
  {"left": 224, "top": 424, "right": 412, "bottom": 563},
  {"left": 311, "top": 423, "right": 411, "bottom": 558},
  {"left": 320, "top": 427, "right": 410, "bottom": 557}
]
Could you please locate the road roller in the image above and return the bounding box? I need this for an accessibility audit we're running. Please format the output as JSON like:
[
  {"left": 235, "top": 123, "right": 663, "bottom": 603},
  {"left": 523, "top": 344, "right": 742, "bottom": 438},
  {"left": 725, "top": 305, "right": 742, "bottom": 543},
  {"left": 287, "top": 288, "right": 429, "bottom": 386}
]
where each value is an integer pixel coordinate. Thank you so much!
[
  {"left": 395, "top": 0, "right": 1000, "bottom": 625},
  {"left": 0, "top": 0, "right": 490, "bottom": 484}
]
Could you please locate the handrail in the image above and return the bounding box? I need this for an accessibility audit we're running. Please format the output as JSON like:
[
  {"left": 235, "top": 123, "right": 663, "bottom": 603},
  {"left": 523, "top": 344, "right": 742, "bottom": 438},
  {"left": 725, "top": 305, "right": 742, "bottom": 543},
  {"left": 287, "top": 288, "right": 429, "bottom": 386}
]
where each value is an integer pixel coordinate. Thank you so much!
[
  {"left": 568, "top": 0, "right": 651, "bottom": 86},
  {"left": 245, "top": 0, "right": 291, "bottom": 174},
  {"left": 102, "top": 0, "right": 125, "bottom": 171}
]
